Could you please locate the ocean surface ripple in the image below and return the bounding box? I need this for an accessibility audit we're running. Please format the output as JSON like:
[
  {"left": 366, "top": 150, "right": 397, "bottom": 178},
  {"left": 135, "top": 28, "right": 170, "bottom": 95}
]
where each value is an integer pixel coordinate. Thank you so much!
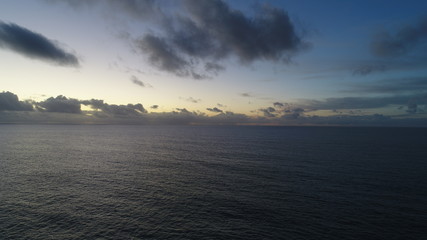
[{"left": 0, "top": 125, "right": 426, "bottom": 239}]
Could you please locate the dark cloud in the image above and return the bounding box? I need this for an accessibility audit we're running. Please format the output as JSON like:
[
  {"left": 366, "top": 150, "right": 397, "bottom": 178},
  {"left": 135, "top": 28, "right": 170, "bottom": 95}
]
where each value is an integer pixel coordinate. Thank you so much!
[
  {"left": 217, "top": 103, "right": 226, "bottom": 108},
  {"left": 136, "top": 35, "right": 190, "bottom": 77},
  {"left": 134, "top": 0, "right": 307, "bottom": 79},
  {"left": 0, "top": 91, "right": 33, "bottom": 111},
  {"left": 175, "top": 108, "right": 191, "bottom": 114},
  {"left": 81, "top": 99, "right": 147, "bottom": 116},
  {"left": 2, "top": 91, "right": 427, "bottom": 126},
  {"left": 37, "top": 95, "right": 81, "bottom": 113},
  {"left": 205, "top": 62, "right": 225, "bottom": 74},
  {"left": 0, "top": 21, "right": 79, "bottom": 66},
  {"left": 273, "top": 102, "right": 284, "bottom": 108},
  {"left": 206, "top": 107, "right": 223, "bottom": 113},
  {"left": 295, "top": 94, "right": 427, "bottom": 115},
  {"left": 371, "top": 16, "right": 427, "bottom": 58},
  {"left": 260, "top": 107, "right": 276, "bottom": 117},
  {"left": 130, "top": 75, "right": 151, "bottom": 88},
  {"left": 150, "top": 105, "right": 159, "bottom": 109},
  {"left": 48, "top": 0, "right": 308, "bottom": 79}
]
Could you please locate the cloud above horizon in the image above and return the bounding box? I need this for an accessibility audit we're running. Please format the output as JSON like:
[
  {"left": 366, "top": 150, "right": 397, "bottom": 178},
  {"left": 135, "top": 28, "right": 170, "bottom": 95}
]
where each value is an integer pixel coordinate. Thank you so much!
[
  {"left": 1, "top": 91, "right": 426, "bottom": 126},
  {"left": 0, "top": 21, "right": 79, "bottom": 66},
  {"left": 371, "top": 16, "right": 427, "bottom": 58},
  {"left": 0, "top": 91, "right": 33, "bottom": 111},
  {"left": 48, "top": 0, "right": 308, "bottom": 79}
]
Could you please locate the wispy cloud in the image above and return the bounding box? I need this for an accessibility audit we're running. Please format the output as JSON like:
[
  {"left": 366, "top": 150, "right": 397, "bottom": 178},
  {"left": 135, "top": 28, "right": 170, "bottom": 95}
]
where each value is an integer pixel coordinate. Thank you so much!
[
  {"left": 371, "top": 16, "right": 427, "bottom": 58},
  {"left": 0, "top": 21, "right": 79, "bottom": 66},
  {"left": 130, "top": 75, "right": 152, "bottom": 88},
  {"left": 240, "top": 92, "right": 253, "bottom": 97},
  {"left": 206, "top": 107, "right": 223, "bottom": 113},
  {"left": 181, "top": 97, "right": 201, "bottom": 103}
]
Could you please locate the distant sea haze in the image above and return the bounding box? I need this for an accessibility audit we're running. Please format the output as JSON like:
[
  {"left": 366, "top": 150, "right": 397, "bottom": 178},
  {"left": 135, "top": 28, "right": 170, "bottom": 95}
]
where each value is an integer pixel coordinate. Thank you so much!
[{"left": 0, "top": 125, "right": 426, "bottom": 239}]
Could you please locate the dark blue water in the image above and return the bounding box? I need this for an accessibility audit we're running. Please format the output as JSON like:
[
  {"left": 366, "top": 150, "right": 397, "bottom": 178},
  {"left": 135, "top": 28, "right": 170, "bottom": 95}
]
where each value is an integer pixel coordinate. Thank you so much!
[{"left": 0, "top": 125, "right": 426, "bottom": 239}]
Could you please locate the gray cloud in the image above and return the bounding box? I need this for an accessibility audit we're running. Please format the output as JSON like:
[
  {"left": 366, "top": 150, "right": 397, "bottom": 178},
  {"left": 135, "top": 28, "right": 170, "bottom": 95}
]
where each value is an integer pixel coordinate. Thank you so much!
[
  {"left": 273, "top": 102, "right": 284, "bottom": 108},
  {"left": 2, "top": 91, "right": 427, "bottom": 126},
  {"left": 181, "top": 97, "right": 201, "bottom": 103},
  {"left": 175, "top": 108, "right": 191, "bottom": 114},
  {"left": 130, "top": 75, "right": 151, "bottom": 87},
  {"left": 371, "top": 16, "right": 427, "bottom": 58},
  {"left": 47, "top": 0, "right": 307, "bottom": 79},
  {"left": 349, "top": 77, "right": 427, "bottom": 94},
  {"left": 135, "top": 0, "right": 307, "bottom": 79},
  {"left": 260, "top": 107, "right": 276, "bottom": 117},
  {"left": 206, "top": 107, "right": 223, "bottom": 113},
  {"left": 37, "top": 95, "right": 81, "bottom": 113},
  {"left": 205, "top": 62, "right": 225, "bottom": 74},
  {"left": 0, "top": 91, "right": 33, "bottom": 111},
  {"left": 150, "top": 105, "right": 159, "bottom": 109},
  {"left": 0, "top": 21, "right": 79, "bottom": 66},
  {"left": 296, "top": 94, "right": 427, "bottom": 115},
  {"left": 240, "top": 92, "right": 253, "bottom": 97},
  {"left": 136, "top": 35, "right": 190, "bottom": 77},
  {"left": 81, "top": 99, "right": 147, "bottom": 116}
]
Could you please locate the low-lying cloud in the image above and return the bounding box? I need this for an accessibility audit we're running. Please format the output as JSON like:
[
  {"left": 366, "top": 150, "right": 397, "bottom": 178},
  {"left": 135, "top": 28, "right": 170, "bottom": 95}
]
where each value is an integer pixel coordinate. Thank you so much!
[
  {"left": 1, "top": 91, "right": 426, "bottom": 126},
  {"left": 0, "top": 91, "right": 33, "bottom": 111}
]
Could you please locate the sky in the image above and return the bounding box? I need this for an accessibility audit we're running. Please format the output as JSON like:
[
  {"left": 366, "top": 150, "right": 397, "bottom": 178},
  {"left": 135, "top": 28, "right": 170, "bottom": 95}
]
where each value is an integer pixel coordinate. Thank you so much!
[{"left": 1, "top": 0, "right": 427, "bottom": 126}]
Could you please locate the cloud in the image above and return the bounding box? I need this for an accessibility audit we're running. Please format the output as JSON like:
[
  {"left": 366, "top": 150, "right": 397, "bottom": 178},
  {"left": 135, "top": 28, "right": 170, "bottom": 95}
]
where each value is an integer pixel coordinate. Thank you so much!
[
  {"left": 294, "top": 94, "right": 427, "bottom": 116},
  {"left": 150, "top": 105, "right": 159, "bottom": 109},
  {"left": 130, "top": 75, "right": 152, "bottom": 87},
  {"left": 273, "top": 102, "right": 284, "bottom": 108},
  {"left": 371, "top": 16, "right": 427, "bottom": 58},
  {"left": 205, "top": 62, "right": 225, "bottom": 74},
  {"left": 37, "top": 95, "right": 81, "bottom": 113},
  {"left": 0, "top": 91, "right": 33, "bottom": 111},
  {"left": 136, "top": 35, "right": 190, "bottom": 77},
  {"left": 175, "top": 108, "right": 191, "bottom": 114},
  {"left": 0, "top": 21, "right": 79, "bottom": 66},
  {"left": 134, "top": 0, "right": 307, "bottom": 79},
  {"left": 2, "top": 91, "right": 427, "bottom": 126},
  {"left": 349, "top": 77, "right": 427, "bottom": 94},
  {"left": 206, "top": 107, "right": 223, "bottom": 113},
  {"left": 240, "top": 92, "right": 253, "bottom": 97},
  {"left": 81, "top": 99, "right": 147, "bottom": 116},
  {"left": 259, "top": 107, "right": 276, "bottom": 117},
  {"left": 48, "top": 0, "right": 308, "bottom": 79},
  {"left": 181, "top": 97, "right": 201, "bottom": 103}
]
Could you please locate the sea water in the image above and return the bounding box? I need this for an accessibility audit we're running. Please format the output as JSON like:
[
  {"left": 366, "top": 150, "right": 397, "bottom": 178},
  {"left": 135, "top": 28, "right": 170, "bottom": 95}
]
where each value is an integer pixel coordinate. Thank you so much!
[{"left": 0, "top": 125, "right": 426, "bottom": 239}]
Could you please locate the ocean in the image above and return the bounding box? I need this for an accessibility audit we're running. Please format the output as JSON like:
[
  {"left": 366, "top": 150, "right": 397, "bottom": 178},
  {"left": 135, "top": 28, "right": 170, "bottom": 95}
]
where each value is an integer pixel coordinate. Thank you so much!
[{"left": 0, "top": 125, "right": 426, "bottom": 239}]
